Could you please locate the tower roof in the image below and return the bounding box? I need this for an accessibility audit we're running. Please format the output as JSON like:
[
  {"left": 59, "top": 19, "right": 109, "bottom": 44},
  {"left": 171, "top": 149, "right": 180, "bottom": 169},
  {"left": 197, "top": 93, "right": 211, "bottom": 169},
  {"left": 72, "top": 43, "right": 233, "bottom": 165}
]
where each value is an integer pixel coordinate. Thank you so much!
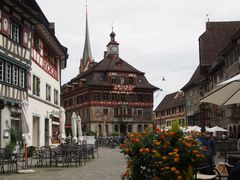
[{"left": 80, "top": 5, "right": 93, "bottom": 73}]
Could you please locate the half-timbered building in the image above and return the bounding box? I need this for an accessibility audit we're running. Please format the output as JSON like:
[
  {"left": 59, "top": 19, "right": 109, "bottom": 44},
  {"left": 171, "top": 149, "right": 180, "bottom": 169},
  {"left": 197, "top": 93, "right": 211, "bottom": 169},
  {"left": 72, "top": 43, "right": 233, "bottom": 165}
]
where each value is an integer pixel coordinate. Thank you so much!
[{"left": 0, "top": 0, "right": 68, "bottom": 148}]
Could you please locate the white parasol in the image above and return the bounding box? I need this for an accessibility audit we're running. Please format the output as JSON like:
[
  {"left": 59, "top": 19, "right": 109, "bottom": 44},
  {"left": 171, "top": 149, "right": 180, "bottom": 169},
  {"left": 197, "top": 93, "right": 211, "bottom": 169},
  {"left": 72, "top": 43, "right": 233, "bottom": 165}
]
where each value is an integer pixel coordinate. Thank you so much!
[
  {"left": 77, "top": 115, "right": 83, "bottom": 142},
  {"left": 21, "top": 99, "right": 30, "bottom": 145},
  {"left": 71, "top": 112, "right": 78, "bottom": 143},
  {"left": 58, "top": 107, "right": 66, "bottom": 143}
]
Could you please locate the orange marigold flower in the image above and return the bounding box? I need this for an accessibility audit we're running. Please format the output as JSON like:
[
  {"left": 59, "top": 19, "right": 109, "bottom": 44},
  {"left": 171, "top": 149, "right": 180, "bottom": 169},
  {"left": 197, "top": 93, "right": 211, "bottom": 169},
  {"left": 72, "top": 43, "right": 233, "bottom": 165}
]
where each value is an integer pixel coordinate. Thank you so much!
[
  {"left": 175, "top": 170, "right": 180, "bottom": 175},
  {"left": 135, "top": 138, "right": 140, "bottom": 143},
  {"left": 144, "top": 148, "right": 150, "bottom": 153},
  {"left": 177, "top": 175, "right": 182, "bottom": 180},
  {"left": 163, "top": 144, "right": 167, "bottom": 149},
  {"left": 154, "top": 176, "right": 161, "bottom": 180},
  {"left": 139, "top": 148, "right": 144, "bottom": 153},
  {"left": 174, "top": 157, "right": 179, "bottom": 163},
  {"left": 173, "top": 148, "right": 179, "bottom": 152},
  {"left": 134, "top": 131, "right": 139, "bottom": 135},
  {"left": 155, "top": 127, "right": 161, "bottom": 132},
  {"left": 168, "top": 152, "right": 173, "bottom": 156},
  {"left": 129, "top": 134, "right": 134, "bottom": 138},
  {"left": 162, "top": 156, "right": 167, "bottom": 161},
  {"left": 171, "top": 167, "right": 176, "bottom": 172},
  {"left": 155, "top": 141, "right": 161, "bottom": 146},
  {"left": 192, "top": 150, "right": 198, "bottom": 154}
]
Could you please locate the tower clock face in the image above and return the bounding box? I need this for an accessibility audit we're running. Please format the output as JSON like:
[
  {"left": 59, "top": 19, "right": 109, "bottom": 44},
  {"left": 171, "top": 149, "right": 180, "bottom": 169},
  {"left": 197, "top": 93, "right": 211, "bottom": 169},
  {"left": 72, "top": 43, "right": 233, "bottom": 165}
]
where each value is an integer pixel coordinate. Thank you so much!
[{"left": 110, "top": 46, "right": 118, "bottom": 53}]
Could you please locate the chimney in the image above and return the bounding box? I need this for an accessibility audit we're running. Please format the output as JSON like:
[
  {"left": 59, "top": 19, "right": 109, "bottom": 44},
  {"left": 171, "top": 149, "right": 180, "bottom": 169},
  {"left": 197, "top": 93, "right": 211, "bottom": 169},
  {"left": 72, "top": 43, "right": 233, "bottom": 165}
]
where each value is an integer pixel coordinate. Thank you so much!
[{"left": 49, "top": 22, "right": 55, "bottom": 34}]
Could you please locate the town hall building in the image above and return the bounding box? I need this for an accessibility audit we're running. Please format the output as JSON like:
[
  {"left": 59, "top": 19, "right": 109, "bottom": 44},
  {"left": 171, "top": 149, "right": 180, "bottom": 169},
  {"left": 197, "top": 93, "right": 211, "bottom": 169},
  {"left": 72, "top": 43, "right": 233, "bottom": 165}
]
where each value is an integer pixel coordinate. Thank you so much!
[{"left": 61, "top": 12, "right": 158, "bottom": 136}]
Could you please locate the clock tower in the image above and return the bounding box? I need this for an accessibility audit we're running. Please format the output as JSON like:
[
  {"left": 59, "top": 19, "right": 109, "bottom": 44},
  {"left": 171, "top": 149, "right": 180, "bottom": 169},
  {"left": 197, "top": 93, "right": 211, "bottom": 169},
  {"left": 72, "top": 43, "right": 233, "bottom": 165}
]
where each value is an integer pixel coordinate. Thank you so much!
[{"left": 107, "top": 31, "right": 119, "bottom": 55}]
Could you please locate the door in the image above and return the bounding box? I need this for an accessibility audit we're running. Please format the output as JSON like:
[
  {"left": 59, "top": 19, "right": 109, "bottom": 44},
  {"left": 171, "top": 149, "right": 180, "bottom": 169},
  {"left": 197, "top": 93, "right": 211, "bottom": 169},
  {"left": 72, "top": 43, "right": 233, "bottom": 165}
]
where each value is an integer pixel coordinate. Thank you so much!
[
  {"left": 32, "top": 116, "right": 40, "bottom": 147},
  {"left": 45, "top": 118, "right": 49, "bottom": 146}
]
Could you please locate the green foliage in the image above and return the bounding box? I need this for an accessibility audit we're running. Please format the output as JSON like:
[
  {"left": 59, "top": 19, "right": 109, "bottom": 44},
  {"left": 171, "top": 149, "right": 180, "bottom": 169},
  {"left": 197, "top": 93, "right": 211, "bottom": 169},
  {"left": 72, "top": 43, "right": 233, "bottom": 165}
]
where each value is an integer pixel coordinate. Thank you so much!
[
  {"left": 83, "top": 131, "right": 96, "bottom": 136},
  {"left": 5, "top": 143, "right": 15, "bottom": 154},
  {"left": 10, "top": 128, "right": 22, "bottom": 144},
  {"left": 171, "top": 119, "right": 180, "bottom": 132},
  {"left": 110, "top": 131, "right": 119, "bottom": 137}
]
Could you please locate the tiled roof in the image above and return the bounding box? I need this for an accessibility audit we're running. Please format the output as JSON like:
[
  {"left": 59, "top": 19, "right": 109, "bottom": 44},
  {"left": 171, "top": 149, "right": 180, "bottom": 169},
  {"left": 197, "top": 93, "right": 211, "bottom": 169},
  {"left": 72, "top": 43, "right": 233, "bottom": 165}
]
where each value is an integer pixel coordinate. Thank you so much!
[
  {"left": 199, "top": 21, "right": 240, "bottom": 66},
  {"left": 181, "top": 65, "right": 204, "bottom": 90},
  {"left": 154, "top": 91, "right": 185, "bottom": 112}
]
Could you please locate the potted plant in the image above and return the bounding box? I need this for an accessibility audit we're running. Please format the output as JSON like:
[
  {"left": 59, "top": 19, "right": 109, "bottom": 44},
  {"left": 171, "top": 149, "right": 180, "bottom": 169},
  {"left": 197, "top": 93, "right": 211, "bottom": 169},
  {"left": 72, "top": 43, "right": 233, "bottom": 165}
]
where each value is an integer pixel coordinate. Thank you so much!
[{"left": 120, "top": 123, "right": 208, "bottom": 180}]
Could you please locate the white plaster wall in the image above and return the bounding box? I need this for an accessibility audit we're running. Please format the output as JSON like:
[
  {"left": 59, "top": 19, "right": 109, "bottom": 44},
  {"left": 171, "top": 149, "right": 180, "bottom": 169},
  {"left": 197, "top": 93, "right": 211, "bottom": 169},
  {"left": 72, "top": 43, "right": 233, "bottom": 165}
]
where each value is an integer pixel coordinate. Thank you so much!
[{"left": 28, "top": 61, "right": 61, "bottom": 147}]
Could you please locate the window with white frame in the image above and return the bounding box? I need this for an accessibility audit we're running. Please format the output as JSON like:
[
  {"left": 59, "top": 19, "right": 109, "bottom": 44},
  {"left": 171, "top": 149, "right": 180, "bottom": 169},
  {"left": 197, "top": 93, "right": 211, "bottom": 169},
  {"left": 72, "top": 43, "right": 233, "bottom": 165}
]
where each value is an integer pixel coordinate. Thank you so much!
[
  {"left": 19, "top": 69, "right": 25, "bottom": 88},
  {"left": 46, "top": 84, "right": 51, "bottom": 101},
  {"left": 5, "top": 62, "right": 11, "bottom": 83},
  {"left": 10, "top": 21, "right": 21, "bottom": 43},
  {"left": 0, "top": 60, "right": 3, "bottom": 81},
  {"left": 54, "top": 89, "right": 58, "bottom": 105},
  {"left": 12, "top": 65, "right": 18, "bottom": 86},
  {"left": 33, "top": 75, "right": 40, "bottom": 96}
]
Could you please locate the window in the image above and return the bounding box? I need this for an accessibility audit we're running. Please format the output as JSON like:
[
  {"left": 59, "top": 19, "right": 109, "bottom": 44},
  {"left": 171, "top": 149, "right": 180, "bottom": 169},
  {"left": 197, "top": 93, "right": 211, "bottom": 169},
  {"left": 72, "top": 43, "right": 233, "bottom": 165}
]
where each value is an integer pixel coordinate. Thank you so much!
[
  {"left": 111, "top": 76, "right": 117, "bottom": 84},
  {"left": 102, "top": 93, "right": 109, "bottom": 101},
  {"left": 137, "top": 109, "right": 143, "bottom": 116},
  {"left": 19, "top": 69, "right": 25, "bottom": 88},
  {"left": 33, "top": 75, "right": 40, "bottom": 96},
  {"left": 103, "top": 109, "right": 109, "bottom": 115},
  {"left": 5, "top": 62, "right": 11, "bottom": 83},
  {"left": 129, "top": 94, "right": 135, "bottom": 102},
  {"left": 120, "top": 106, "right": 126, "bottom": 116},
  {"left": 127, "top": 108, "right": 132, "bottom": 116},
  {"left": 0, "top": 60, "right": 3, "bottom": 81},
  {"left": 128, "top": 77, "right": 134, "bottom": 85},
  {"left": 10, "top": 21, "right": 21, "bottom": 43},
  {"left": 120, "top": 94, "right": 126, "bottom": 101},
  {"left": 46, "top": 84, "right": 51, "bottom": 101},
  {"left": 112, "top": 93, "right": 118, "bottom": 101},
  {"left": 114, "top": 108, "right": 118, "bottom": 116},
  {"left": 12, "top": 65, "right": 18, "bottom": 86},
  {"left": 94, "top": 92, "right": 100, "bottom": 100}
]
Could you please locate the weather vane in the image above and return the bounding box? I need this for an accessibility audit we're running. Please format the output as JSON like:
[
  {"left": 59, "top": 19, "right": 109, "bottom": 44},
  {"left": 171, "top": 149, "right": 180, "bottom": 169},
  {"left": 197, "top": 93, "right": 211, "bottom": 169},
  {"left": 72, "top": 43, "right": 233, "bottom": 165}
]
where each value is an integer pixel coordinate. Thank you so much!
[
  {"left": 111, "top": 22, "right": 114, "bottom": 32},
  {"left": 206, "top": 14, "right": 210, "bottom": 22}
]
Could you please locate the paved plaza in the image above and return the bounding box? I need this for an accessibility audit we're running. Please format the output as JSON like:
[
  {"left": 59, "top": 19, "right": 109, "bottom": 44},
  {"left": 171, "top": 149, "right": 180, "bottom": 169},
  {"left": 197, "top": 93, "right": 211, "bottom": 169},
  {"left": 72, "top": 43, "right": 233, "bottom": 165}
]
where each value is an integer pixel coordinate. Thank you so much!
[{"left": 0, "top": 147, "right": 126, "bottom": 180}]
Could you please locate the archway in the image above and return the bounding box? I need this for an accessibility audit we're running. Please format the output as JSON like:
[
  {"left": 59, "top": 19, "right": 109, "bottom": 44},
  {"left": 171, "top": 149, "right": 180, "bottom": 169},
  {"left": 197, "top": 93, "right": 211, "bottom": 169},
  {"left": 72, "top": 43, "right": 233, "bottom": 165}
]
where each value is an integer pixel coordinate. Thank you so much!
[{"left": 120, "top": 124, "right": 127, "bottom": 135}]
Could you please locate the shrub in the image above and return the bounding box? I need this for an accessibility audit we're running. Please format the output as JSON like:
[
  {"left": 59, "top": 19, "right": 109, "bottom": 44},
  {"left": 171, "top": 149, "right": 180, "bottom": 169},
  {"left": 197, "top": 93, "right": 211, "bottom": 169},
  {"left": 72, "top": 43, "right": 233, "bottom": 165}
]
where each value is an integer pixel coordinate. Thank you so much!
[{"left": 120, "top": 127, "right": 208, "bottom": 180}]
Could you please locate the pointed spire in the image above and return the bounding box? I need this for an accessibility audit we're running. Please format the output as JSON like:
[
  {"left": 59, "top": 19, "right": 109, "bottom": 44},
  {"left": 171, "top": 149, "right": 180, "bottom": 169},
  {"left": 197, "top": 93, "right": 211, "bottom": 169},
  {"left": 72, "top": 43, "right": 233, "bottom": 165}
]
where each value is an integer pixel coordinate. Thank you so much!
[{"left": 80, "top": 0, "right": 93, "bottom": 74}]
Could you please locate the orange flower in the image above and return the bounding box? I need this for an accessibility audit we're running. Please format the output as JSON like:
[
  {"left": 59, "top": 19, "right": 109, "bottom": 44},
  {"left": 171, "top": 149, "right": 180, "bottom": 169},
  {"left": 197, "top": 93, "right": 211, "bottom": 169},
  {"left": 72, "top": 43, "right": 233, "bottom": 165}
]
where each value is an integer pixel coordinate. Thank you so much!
[
  {"left": 173, "top": 148, "right": 179, "bottom": 152},
  {"left": 175, "top": 170, "right": 180, "bottom": 175},
  {"left": 155, "top": 127, "right": 161, "bottom": 132},
  {"left": 174, "top": 157, "right": 179, "bottom": 163},
  {"left": 170, "top": 132, "right": 175, "bottom": 136},
  {"left": 154, "top": 177, "right": 161, "bottom": 180},
  {"left": 163, "top": 144, "right": 167, "bottom": 149},
  {"left": 129, "top": 134, "right": 134, "bottom": 138},
  {"left": 171, "top": 167, "right": 176, "bottom": 172},
  {"left": 155, "top": 141, "right": 161, "bottom": 146},
  {"left": 162, "top": 156, "right": 167, "bottom": 161},
  {"left": 192, "top": 150, "right": 198, "bottom": 154},
  {"left": 177, "top": 175, "right": 182, "bottom": 180},
  {"left": 144, "top": 148, "right": 150, "bottom": 153},
  {"left": 134, "top": 131, "right": 139, "bottom": 135},
  {"left": 168, "top": 152, "right": 173, "bottom": 156},
  {"left": 139, "top": 148, "right": 144, "bottom": 153},
  {"left": 135, "top": 138, "right": 140, "bottom": 143}
]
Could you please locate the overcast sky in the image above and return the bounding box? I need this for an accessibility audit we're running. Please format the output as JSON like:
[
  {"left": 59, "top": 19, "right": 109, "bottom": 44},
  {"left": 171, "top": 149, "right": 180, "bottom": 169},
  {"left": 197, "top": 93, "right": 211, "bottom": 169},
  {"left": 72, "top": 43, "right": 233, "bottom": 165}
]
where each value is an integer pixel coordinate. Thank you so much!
[{"left": 36, "top": 0, "right": 240, "bottom": 108}]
